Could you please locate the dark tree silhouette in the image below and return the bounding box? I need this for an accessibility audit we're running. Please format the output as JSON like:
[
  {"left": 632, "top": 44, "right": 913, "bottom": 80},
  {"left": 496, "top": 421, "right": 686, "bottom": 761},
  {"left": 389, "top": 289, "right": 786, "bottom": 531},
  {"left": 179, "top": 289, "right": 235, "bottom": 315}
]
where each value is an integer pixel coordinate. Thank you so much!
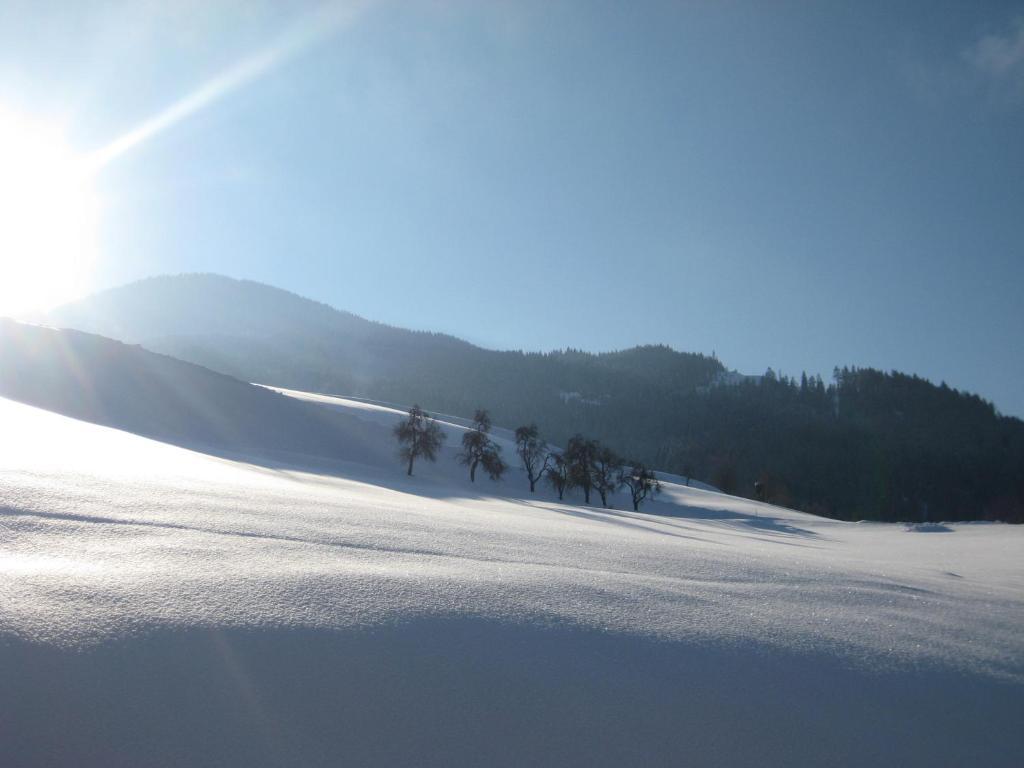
[
  {"left": 592, "top": 446, "right": 623, "bottom": 508},
  {"left": 545, "top": 451, "right": 570, "bottom": 500},
  {"left": 515, "top": 424, "right": 551, "bottom": 492},
  {"left": 711, "top": 459, "right": 738, "bottom": 495},
  {"left": 620, "top": 464, "right": 661, "bottom": 511},
  {"left": 565, "top": 434, "right": 599, "bottom": 505},
  {"left": 458, "top": 409, "right": 507, "bottom": 482},
  {"left": 393, "top": 405, "right": 445, "bottom": 476}
]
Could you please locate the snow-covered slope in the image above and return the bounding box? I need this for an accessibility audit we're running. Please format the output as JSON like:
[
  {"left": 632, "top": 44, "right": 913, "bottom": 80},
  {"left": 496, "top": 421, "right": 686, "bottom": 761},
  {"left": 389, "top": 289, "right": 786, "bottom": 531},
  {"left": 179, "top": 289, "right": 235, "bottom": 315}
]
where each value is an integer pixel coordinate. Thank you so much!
[
  {"left": 0, "top": 319, "right": 391, "bottom": 466},
  {"left": 2, "top": 385, "right": 1022, "bottom": 766}
]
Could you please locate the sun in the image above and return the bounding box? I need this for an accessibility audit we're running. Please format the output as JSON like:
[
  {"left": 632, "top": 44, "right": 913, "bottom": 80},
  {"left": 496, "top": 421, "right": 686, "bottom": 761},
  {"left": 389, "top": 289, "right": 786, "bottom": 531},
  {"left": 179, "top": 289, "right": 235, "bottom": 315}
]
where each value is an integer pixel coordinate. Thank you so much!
[{"left": 0, "top": 111, "right": 98, "bottom": 317}]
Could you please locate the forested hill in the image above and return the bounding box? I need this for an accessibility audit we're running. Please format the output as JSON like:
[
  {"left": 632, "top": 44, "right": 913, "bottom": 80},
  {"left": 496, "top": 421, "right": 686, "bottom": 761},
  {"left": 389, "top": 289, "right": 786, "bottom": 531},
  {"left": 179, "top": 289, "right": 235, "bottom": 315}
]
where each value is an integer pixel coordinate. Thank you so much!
[
  {"left": 670, "top": 368, "right": 1024, "bottom": 523},
  {"left": 45, "top": 274, "right": 1023, "bottom": 522}
]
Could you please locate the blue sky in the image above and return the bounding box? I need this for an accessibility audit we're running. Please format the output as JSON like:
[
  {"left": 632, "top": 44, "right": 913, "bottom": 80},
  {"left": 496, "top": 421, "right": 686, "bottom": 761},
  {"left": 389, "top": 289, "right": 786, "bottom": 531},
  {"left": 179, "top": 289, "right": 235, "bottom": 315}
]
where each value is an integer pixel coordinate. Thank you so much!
[{"left": 2, "top": 1, "right": 1023, "bottom": 415}]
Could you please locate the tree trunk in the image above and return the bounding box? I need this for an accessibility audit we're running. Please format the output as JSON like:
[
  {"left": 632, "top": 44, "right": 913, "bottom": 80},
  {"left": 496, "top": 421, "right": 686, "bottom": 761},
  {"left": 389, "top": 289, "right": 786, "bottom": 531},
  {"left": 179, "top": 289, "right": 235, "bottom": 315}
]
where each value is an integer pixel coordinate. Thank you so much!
[
  {"left": 470, "top": 460, "right": 478, "bottom": 483},
  {"left": 407, "top": 454, "right": 414, "bottom": 476}
]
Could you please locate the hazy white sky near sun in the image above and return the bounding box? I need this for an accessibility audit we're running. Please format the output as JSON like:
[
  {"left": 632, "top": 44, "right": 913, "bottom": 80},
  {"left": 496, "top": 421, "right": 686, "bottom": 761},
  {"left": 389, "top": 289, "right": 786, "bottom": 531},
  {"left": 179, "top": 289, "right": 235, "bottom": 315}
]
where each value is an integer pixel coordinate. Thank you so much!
[{"left": 0, "top": 0, "right": 1022, "bottom": 416}]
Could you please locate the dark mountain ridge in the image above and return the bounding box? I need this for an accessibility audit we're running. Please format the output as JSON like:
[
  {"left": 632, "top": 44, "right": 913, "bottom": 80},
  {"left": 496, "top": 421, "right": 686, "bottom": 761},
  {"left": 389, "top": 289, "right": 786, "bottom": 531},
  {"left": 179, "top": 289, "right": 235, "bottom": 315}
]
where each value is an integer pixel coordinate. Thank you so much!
[{"left": 43, "top": 274, "right": 1024, "bottom": 522}]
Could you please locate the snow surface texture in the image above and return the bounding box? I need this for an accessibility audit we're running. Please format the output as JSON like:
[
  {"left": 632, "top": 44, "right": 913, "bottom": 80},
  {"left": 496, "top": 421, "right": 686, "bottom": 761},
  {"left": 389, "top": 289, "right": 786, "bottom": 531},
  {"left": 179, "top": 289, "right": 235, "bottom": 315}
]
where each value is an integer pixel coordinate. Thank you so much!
[{"left": 1, "top": 392, "right": 1023, "bottom": 767}]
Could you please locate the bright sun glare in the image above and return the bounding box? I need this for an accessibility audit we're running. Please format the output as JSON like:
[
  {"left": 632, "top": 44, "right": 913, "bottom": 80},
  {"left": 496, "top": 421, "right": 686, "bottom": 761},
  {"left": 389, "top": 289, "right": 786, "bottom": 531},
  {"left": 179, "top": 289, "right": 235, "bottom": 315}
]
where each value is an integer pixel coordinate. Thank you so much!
[
  {"left": 0, "top": 111, "right": 98, "bottom": 316},
  {"left": 0, "top": 5, "right": 363, "bottom": 319}
]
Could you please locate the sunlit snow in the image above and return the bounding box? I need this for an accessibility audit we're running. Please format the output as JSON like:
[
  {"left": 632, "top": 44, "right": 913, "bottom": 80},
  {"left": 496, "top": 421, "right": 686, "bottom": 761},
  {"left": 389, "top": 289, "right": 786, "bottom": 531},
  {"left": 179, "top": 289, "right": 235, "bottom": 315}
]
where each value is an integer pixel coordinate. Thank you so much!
[{"left": 1, "top": 391, "right": 1022, "bottom": 766}]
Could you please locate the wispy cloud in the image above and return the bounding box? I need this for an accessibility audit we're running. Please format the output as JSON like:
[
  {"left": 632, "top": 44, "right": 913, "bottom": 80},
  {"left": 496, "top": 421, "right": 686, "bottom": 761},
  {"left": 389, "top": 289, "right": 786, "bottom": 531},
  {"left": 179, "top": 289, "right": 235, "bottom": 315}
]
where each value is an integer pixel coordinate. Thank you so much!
[{"left": 964, "top": 17, "right": 1024, "bottom": 78}]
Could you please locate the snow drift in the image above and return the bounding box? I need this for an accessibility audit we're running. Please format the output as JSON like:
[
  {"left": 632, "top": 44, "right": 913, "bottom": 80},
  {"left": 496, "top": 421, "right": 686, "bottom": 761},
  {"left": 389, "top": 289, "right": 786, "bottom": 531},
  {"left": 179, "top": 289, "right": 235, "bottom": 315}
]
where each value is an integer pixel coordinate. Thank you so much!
[{"left": 1, "top": 322, "right": 1022, "bottom": 767}]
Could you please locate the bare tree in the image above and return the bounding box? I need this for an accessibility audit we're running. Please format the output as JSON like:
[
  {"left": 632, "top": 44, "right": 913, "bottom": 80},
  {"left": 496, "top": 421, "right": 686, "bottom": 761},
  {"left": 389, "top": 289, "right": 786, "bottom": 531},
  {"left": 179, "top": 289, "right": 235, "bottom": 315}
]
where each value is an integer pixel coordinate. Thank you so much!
[
  {"left": 592, "top": 446, "right": 623, "bottom": 508},
  {"left": 515, "top": 424, "right": 551, "bottom": 492},
  {"left": 620, "top": 464, "right": 661, "bottom": 511},
  {"left": 565, "top": 434, "right": 598, "bottom": 505},
  {"left": 458, "top": 409, "right": 506, "bottom": 482},
  {"left": 394, "top": 405, "right": 445, "bottom": 476},
  {"left": 545, "top": 451, "right": 569, "bottom": 500}
]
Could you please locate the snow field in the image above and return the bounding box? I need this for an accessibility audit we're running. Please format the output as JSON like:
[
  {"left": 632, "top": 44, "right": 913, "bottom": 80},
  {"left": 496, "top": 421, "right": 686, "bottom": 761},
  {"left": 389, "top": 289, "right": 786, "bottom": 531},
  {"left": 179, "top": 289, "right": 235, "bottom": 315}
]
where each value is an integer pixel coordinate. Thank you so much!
[{"left": 1, "top": 392, "right": 1022, "bottom": 766}]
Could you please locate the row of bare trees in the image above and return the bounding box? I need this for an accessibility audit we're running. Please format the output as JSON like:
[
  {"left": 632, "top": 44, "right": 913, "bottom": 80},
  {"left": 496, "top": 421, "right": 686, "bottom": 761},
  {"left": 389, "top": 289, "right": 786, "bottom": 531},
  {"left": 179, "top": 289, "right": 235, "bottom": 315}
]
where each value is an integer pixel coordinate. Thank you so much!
[
  {"left": 394, "top": 405, "right": 662, "bottom": 511},
  {"left": 393, "top": 406, "right": 506, "bottom": 480}
]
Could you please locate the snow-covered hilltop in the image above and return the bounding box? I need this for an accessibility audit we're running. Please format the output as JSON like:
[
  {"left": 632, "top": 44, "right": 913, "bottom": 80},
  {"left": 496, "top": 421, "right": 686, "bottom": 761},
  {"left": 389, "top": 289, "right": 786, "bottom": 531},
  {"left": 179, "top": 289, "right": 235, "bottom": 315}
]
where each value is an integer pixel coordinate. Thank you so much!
[
  {"left": 37, "top": 274, "right": 1024, "bottom": 524},
  {"left": 1, "top": 321, "right": 1022, "bottom": 766}
]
